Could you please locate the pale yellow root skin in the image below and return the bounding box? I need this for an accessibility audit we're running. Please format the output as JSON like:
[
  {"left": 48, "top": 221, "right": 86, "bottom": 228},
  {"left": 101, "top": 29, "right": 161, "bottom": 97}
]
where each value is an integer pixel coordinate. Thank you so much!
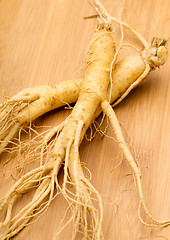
[
  {"left": 0, "top": 53, "right": 147, "bottom": 155},
  {"left": 0, "top": 39, "right": 169, "bottom": 239},
  {"left": 0, "top": 25, "right": 116, "bottom": 240},
  {"left": 0, "top": 79, "right": 82, "bottom": 155}
]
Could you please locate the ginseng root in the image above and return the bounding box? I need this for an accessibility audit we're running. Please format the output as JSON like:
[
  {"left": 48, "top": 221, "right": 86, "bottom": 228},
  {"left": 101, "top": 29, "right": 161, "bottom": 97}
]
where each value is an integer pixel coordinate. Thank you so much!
[
  {"left": 0, "top": 80, "right": 82, "bottom": 155},
  {"left": 0, "top": 19, "right": 116, "bottom": 239},
  {"left": 0, "top": 0, "right": 169, "bottom": 239}
]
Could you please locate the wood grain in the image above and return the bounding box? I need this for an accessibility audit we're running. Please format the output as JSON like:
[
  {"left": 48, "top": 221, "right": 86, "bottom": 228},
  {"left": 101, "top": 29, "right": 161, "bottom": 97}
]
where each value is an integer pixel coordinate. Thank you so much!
[{"left": 0, "top": 0, "right": 169, "bottom": 239}]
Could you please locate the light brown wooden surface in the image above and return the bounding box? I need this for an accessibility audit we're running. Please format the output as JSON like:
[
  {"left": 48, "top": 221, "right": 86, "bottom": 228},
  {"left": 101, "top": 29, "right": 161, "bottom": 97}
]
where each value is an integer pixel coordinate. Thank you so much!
[{"left": 0, "top": 0, "right": 170, "bottom": 239}]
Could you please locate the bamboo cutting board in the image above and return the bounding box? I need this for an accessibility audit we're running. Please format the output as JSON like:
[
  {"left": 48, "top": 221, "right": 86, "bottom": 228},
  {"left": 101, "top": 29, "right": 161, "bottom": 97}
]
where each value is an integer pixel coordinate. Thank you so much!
[{"left": 0, "top": 0, "right": 169, "bottom": 239}]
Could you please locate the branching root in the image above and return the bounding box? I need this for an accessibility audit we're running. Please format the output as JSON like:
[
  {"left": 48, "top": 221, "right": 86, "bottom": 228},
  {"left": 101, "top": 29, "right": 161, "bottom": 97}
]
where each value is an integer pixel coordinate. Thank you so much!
[{"left": 0, "top": 120, "right": 103, "bottom": 240}]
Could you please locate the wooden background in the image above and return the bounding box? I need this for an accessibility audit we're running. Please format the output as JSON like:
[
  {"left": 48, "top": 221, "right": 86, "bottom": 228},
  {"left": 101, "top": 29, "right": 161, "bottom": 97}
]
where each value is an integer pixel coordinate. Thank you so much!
[{"left": 0, "top": 0, "right": 169, "bottom": 239}]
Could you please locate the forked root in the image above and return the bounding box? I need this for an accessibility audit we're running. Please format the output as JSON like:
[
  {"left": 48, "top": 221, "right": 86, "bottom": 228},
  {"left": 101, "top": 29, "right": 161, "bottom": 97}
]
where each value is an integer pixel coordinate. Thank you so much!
[
  {"left": 0, "top": 120, "right": 103, "bottom": 240},
  {"left": 55, "top": 120, "right": 103, "bottom": 239},
  {"left": 0, "top": 80, "right": 82, "bottom": 156},
  {"left": 0, "top": 158, "right": 62, "bottom": 239},
  {"left": 101, "top": 100, "right": 170, "bottom": 228}
]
